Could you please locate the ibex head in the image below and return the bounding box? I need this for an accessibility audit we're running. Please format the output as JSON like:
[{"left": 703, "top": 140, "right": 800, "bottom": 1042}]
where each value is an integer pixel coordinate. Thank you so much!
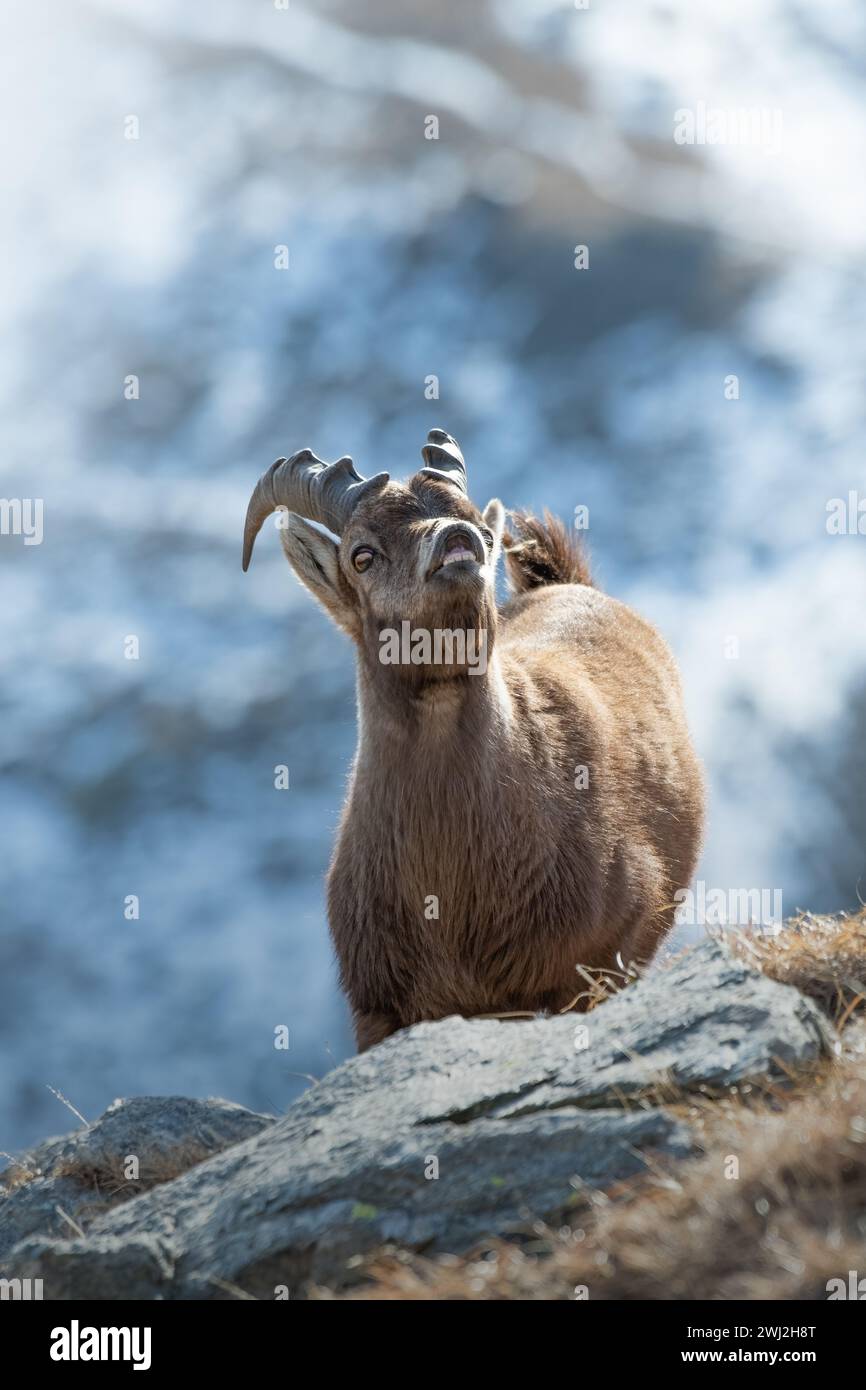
[{"left": 243, "top": 429, "right": 505, "bottom": 680}]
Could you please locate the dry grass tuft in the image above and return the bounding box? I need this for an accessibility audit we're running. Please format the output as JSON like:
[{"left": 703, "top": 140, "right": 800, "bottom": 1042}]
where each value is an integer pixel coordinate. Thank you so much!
[
  {"left": 727, "top": 909, "right": 866, "bottom": 1026},
  {"left": 50, "top": 1141, "right": 224, "bottom": 1197}
]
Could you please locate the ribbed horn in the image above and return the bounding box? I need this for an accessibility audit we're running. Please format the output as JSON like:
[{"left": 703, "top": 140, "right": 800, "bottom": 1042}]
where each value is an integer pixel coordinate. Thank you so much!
[
  {"left": 242, "top": 449, "right": 389, "bottom": 571},
  {"left": 419, "top": 428, "right": 467, "bottom": 494}
]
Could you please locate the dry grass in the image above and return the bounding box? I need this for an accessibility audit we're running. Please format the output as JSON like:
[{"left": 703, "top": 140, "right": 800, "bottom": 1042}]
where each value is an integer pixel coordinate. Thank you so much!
[
  {"left": 2, "top": 1140, "right": 222, "bottom": 1199},
  {"left": 727, "top": 909, "right": 866, "bottom": 1026},
  {"left": 49, "top": 1142, "right": 224, "bottom": 1196}
]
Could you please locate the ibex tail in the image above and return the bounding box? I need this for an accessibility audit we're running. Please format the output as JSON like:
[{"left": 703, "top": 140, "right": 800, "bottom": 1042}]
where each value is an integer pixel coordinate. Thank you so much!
[{"left": 503, "top": 509, "right": 593, "bottom": 592}]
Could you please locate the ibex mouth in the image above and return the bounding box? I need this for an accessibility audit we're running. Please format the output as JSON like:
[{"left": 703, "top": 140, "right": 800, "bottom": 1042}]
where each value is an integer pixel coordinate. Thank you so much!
[{"left": 428, "top": 529, "right": 485, "bottom": 579}]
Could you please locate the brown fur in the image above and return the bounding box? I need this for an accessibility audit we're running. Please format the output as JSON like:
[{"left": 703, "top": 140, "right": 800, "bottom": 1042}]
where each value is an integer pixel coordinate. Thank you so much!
[{"left": 276, "top": 468, "right": 705, "bottom": 1051}]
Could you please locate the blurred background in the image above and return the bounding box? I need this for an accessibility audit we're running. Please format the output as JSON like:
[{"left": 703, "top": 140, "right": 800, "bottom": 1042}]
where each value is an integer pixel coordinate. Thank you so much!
[{"left": 2, "top": 0, "right": 865, "bottom": 1156}]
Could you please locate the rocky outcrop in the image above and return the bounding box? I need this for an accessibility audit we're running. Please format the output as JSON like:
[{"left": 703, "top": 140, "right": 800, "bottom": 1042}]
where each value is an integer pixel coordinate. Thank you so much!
[
  {"left": 0, "top": 1096, "right": 273, "bottom": 1268},
  {"left": 0, "top": 938, "right": 831, "bottom": 1299}
]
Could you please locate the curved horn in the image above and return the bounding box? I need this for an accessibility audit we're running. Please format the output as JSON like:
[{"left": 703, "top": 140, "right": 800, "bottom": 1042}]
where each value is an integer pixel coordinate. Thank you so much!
[
  {"left": 242, "top": 449, "right": 389, "bottom": 571},
  {"left": 419, "top": 428, "right": 467, "bottom": 495}
]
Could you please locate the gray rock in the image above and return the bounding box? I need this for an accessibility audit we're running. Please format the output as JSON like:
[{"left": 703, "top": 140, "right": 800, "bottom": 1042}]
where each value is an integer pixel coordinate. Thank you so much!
[
  {"left": 0, "top": 938, "right": 831, "bottom": 1298},
  {"left": 11, "top": 1234, "right": 175, "bottom": 1301},
  {"left": 1, "top": 1096, "right": 273, "bottom": 1261}
]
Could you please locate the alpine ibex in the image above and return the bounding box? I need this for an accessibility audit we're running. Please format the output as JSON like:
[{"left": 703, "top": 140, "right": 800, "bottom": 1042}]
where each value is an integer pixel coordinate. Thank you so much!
[{"left": 243, "top": 430, "right": 705, "bottom": 1050}]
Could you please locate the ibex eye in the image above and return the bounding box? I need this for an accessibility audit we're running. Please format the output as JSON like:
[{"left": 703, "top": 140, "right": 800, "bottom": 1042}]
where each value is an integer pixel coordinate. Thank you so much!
[{"left": 352, "top": 547, "right": 375, "bottom": 573}]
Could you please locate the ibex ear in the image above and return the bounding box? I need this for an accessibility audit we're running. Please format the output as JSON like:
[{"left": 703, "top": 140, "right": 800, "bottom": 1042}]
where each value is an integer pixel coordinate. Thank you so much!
[
  {"left": 280, "top": 512, "right": 360, "bottom": 639},
  {"left": 483, "top": 498, "right": 506, "bottom": 554}
]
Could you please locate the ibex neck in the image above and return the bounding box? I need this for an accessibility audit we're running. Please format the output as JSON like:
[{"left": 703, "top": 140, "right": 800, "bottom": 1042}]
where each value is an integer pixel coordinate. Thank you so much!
[{"left": 354, "top": 651, "right": 513, "bottom": 756}]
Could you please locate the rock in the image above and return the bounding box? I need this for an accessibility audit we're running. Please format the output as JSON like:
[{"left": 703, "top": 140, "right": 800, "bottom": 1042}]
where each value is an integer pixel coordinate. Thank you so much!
[
  {"left": 10, "top": 1234, "right": 175, "bottom": 1301},
  {"left": 0, "top": 939, "right": 831, "bottom": 1298},
  {"left": 0, "top": 1096, "right": 273, "bottom": 1261}
]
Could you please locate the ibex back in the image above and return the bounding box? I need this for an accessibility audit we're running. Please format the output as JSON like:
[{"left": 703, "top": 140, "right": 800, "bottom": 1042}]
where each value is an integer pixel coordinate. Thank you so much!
[{"left": 243, "top": 430, "right": 705, "bottom": 1050}]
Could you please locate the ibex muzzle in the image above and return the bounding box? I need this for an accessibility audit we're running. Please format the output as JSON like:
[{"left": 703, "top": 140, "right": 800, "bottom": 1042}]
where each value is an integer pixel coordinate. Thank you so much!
[{"left": 424, "top": 520, "right": 488, "bottom": 580}]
